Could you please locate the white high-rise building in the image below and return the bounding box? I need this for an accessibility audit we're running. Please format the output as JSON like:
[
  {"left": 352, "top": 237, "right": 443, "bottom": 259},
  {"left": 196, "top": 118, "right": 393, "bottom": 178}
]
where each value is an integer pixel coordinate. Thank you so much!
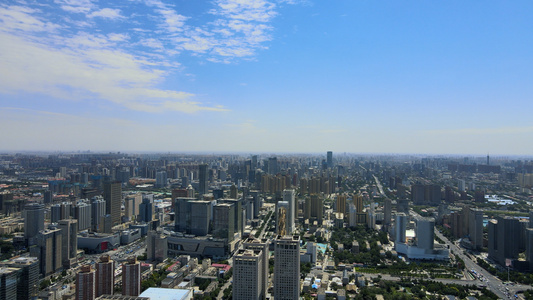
[
  {"left": 395, "top": 213, "right": 408, "bottom": 245},
  {"left": 274, "top": 235, "right": 300, "bottom": 300},
  {"left": 283, "top": 189, "right": 296, "bottom": 233},
  {"left": 233, "top": 249, "right": 263, "bottom": 300}
]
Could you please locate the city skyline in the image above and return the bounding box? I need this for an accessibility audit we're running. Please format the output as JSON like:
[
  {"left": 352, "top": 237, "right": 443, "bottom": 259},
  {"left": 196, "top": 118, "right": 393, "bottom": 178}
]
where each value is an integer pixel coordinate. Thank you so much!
[{"left": 1, "top": 1, "right": 533, "bottom": 155}]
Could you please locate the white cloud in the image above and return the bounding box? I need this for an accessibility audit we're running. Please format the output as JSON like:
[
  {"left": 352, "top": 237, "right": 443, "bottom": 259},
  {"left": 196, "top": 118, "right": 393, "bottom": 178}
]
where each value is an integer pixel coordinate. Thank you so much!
[
  {"left": 0, "top": 5, "right": 60, "bottom": 32},
  {"left": 55, "top": 0, "right": 95, "bottom": 14},
  {"left": 87, "top": 8, "right": 125, "bottom": 20}
]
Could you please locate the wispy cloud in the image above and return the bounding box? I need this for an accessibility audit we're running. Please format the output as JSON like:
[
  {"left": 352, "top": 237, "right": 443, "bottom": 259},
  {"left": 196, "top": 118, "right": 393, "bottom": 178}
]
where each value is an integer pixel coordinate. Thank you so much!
[
  {"left": 0, "top": 0, "right": 298, "bottom": 113},
  {"left": 424, "top": 126, "right": 533, "bottom": 136},
  {"left": 87, "top": 8, "right": 125, "bottom": 20}
]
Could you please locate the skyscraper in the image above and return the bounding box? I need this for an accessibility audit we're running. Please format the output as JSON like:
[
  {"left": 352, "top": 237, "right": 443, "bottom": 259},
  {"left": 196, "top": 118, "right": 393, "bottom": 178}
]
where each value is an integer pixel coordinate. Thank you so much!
[
  {"left": 336, "top": 194, "right": 347, "bottom": 215},
  {"left": 155, "top": 171, "right": 167, "bottom": 188},
  {"left": 95, "top": 255, "right": 114, "bottom": 297},
  {"left": 199, "top": 164, "right": 208, "bottom": 196},
  {"left": 415, "top": 217, "right": 435, "bottom": 251},
  {"left": 0, "top": 267, "right": 18, "bottom": 300},
  {"left": 276, "top": 201, "right": 289, "bottom": 236},
  {"left": 122, "top": 257, "right": 141, "bottom": 296},
  {"left": 213, "top": 203, "right": 235, "bottom": 241},
  {"left": 0, "top": 256, "right": 39, "bottom": 300},
  {"left": 24, "top": 202, "right": 44, "bottom": 245},
  {"left": 233, "top": 249, "right": 263, "bottom": 300},
  {"left": 189, "top": 200, "right": 211, "bottom": 236},
  {"left": 76, "top": 265, "right": 95, "bottom": 300},
  {"left": 30, "top": 228, "right": 62, "bottom": 276},
  {"left": 243, "top": 238, "right": 269, "bottom": 300},
  {"left": 274, "top": 235, "right": 300, "bottom": 300},
  {"left": 91, "top": 197, "right": 106, "bottom": 232},
  {"left": 395, "top": 213, "right": 408, "bottom": 245},
  {"left": 103, "top": 181, "right": 122, "bottom": 226},
  {"left": 327, "top": 151, "right": 333, "bottom": 168},
  {"left": 282, "top": 189, "right": 296, "bottom": 233},
  {"left": 58, "top": 219, "right": 78, "bottom": 268}
]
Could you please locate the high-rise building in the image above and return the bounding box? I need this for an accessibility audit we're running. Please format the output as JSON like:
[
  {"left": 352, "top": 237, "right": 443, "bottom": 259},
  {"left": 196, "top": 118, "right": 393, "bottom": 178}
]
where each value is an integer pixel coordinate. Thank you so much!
[
  {"left": 58, "top": 219, "right": 78, "bottom": 268},
  {"left": 155, "top": 171, "right": 167, "bottom": 188},
  {"left": 233, "top": 249, "right": 263, "bottom": 300},
  {"left": 336, "top": 194, "right": 347, "bottom": 215},
  {"left": 147, "top": 231, "right": 168, "bottom": 262},
  {"left": 0, "top": 267, "right": 18, "bottom": 300},
  {"left": 103, "top": 181, "right": 122, "bottom": 226},
  {"left": 243, "top": 238, "right": 269, "bottom": 300},
  {"left": 30, "top": 228, "right": 62, "bottom": 276},
  {"left": 488, "top": 216, "right": 521, "bottom": 266},
  {"left": 274, "top": 235, "right": 300, "bottom": 300},
  {"left": 91, "top": 197, "right": 106, "bottom": 232},
  {"left": 395, "top": 213, "right": 408, "bottom": 245},
  {"left": 276, "top": 201, "right": 289, "bottom": 236},
  {"left": 44, "top": 190, "right": 53, "bottom": 204},
  {"left": 199, "top": 164, "right": 209, "bottom": 196},
  {"left": 174, "top": 197, "right": 195, "bottom": 233},
  {"left": 327, "top": 151, "right": 333, "bottom": 168},
  {"left": 283, "top": 189, "right": 296, "bottom": 233},
  {"left": 24, "top": 202, "right": 44, "bottom": 245},
  {"left": 310, "top": 194, "right": 323, "bottom": 222},
  {"left": 383, "top": 198, "right": 392, "bottom": 230},
  {"left": 467, "top": 208, "right": 484, "bottom": 250},
  {"left": 189, "top": 200, "right": 211, "bottom": 236},
  {"left": 267, "top": 157, "right": 278, "bottom": 175},
  {"left": 220, "top": 198, "right": 243, "bottom": 236},
  {"left": 76, "top": 265, "right": 96, "bottom": 300},
  {"left": 122, "top": 257, "right": 141, "bottom": 296},
  {"left": 213, "top": 203, "right": 235, "bottom": 241},
  {"left": 75, "top": 200, "right": 92, "bottom": 231},
  {"left": 415, "top": 217, "right": 435, "bottom": 251},
  {"left": 138, "top": 198, "right": 153, "bottom": 223},
  {"left": 0, "top": 256, "right": 39, "bottom": 300},
  {"left": 95, "top": 255, "right": 114, "bottom": 297}
]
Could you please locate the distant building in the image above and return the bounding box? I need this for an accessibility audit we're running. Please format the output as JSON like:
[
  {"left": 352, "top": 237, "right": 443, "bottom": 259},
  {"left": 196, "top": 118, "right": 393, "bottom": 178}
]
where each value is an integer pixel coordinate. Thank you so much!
[
  {"left": 103, "top": 181, "right": 122, "bottom": 226},
  {"left": 58, "top": 219, "right": 78, "bottom": 268},
  {"left": 24, "top": 202, "right": 44, "bottom": 245}
]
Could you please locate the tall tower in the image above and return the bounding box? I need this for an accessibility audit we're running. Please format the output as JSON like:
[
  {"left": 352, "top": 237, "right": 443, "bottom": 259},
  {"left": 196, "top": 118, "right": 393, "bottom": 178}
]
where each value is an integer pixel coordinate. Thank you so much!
[
  {"left": 282, "top": 189, "right": 296, "bottom": 233},
  {"left": 327, "top": 151, "right": 333, "bottom": 168},
  {"left": 276, "top": 201, "right": 289, "bottom": 236},
  {"left": 243, "top": 238, "right": 269, "bottom": 299},
  {"left": 76, "top": 265, "right": 96, "bottom": 300},
  {"left": 95, "top": 255, "right": 114, "bottom": 297},
  {"left": 103, "top": 181, "right": 122, "bottom": 226},
  {"left": 24, "top": 202, "right": 44, "bottom": 245},
  {"left": 122, "top": 257, "right": 141, "bottom": 296},
  {"left": 58, "top": 219, "right": 78, "bottom": 268},
  {"left": 213, "top": 203, "right": 235, "bottom": 241},
  {"left": 199, "top": 164, "right": 208, "bottom": 196},
  {"left": 0, "top": 257, "right": 39, "bottom": 300},
  {"left": 336, "top": 194, "right": 347, "bottom": 215},
  {"left": 233, "top": 249, "right": 264, "bottom": 300},
  {"left": 274, "top": 235, "right": 300, "bottom": 300},
  {"left": 395, "top": 213, "right": 407, "bottom": 245},
  {"left": 415, "top": 217, "right": 435, "bottom": 251}
]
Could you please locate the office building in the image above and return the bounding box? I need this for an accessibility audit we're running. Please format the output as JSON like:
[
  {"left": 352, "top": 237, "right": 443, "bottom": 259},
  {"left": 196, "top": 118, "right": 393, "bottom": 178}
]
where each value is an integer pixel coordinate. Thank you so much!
[
  {"left": 199, "top": 164, "right": 208, "bottom": 196},
  {"left": 243, "top": 238, "right": 269, "bottom": 299},
  {"left": 267, "top": 157, "right": 278, "bottom": 175},
  {"left": 190, "top": 200, "right": 211, "bottom": 236},
  {"left": 213, "top": 203, "right": 234, "bottom": 241},
  {"left": 24, "top": 202, "right": 44, "bottom": 245},
  {"left": 0, "top": 256, "right": 39, "bottom": 300},
  {"left": 50, "top": 204, "right": 62, "bottom": 223},
  {"left": 416, "top": 217, "right": 435, "bottom": 251},
  {"left": 219, "top": 198, "right": 243, "bottom": 236},
  {"left": 336, "top": 194, "right": 347, "bottom": 215},
  {"left": 174, "top": 197, "right": 196, "bottom": 233},
  {"left": 327, "top": 151, "right": 333, "bottom": 168},
  {"left": 283, "top": 189, "right": 296, "bottom": 233},
  {"left": 30, "top": 228, "right": 62, "bottom": 276},
  {"left": 155, "top": 171, "right": 167, "bottom": 188},
  {"left": 58, "top": 219, "right": 78, "bottom": 268},
  {"left": 395, "top": 213, "right": 407, "bottom": 244},
  {"left": 91, "top": 197, "right": 106, "bottom": 232},
  {"left": 383, "top": 198, "right": 392, "bottom": 230},
  {"left": 138, "top": 198, "right": 153, "bottom": 223},
  {"left": 147, "top": 231, "right": 168, "bottom": 262},
  {"left": 276, "top": 201, "right": 289, "bottom": 236},
  {"left": 0, "top": 267, "right": 18, "bottom": 300},
  {"left": 103, "top": 181, "right": 122, "bottom": 226},
  {"left": 274, "top": 235, "right": 300, "bottom": 300},
  {"left": 75, "top": 200, "right": 92, "bottom": 231},
  {"left": 467, "top": 207, "right": 484, "bottom": 250},
  {"left": 76, "top": 265, "right": 95, "bottom": 300},
  {"left": 488, "top": 216, "right": 521, "bottom": 266},
  {"left": 233, "top": 249, "right": 263, "bottom": 300},
  {"left": 95, "top": 255, "right": 114, "bottom": 297},
  {"left": 122, "top": 257, "right": 141, "bottom": 296},
  {"left": 310, "top": 194, "right": 323, "bottom": 222}
]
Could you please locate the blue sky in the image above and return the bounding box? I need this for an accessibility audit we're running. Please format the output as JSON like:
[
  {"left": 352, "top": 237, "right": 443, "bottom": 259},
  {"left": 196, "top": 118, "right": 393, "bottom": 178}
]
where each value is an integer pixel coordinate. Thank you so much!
[{"left": 1, "top": 0, "right": 532, "bottom": 155}]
